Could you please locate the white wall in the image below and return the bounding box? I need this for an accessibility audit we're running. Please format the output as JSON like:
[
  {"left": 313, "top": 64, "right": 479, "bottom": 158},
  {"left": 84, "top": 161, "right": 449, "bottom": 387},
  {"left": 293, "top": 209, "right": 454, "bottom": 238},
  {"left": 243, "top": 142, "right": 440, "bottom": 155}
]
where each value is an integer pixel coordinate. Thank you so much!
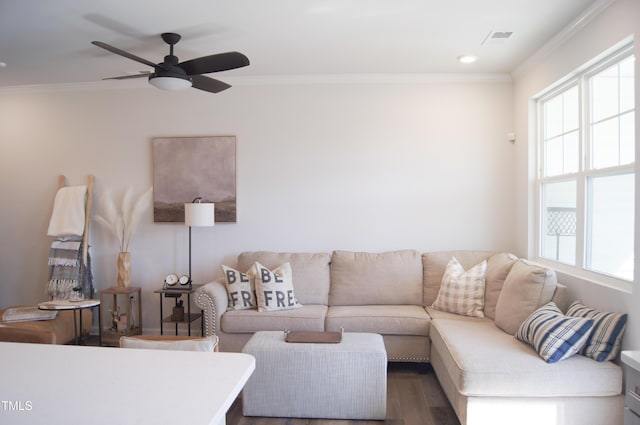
[
  {"left": 512, "top": 0, "right": 640, "bottom": 349},
  {"left": 0, "top": 77, "right": 514, "bottom": 331}
]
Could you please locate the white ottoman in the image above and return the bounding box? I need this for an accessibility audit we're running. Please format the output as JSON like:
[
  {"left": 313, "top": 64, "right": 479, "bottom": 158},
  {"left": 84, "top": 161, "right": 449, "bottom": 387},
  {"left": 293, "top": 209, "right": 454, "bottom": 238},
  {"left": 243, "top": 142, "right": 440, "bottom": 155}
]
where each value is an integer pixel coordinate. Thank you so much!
[{"left": 241, "top": 331, "right": 387, "bottom": 420}]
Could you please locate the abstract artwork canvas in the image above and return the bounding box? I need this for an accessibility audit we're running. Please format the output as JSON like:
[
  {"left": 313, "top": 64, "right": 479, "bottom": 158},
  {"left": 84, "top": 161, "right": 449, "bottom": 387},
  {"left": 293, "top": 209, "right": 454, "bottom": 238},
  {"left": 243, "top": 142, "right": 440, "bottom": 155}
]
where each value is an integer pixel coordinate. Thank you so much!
[{"left": 152, "top": 136, "right": 236, "bottom": 223}]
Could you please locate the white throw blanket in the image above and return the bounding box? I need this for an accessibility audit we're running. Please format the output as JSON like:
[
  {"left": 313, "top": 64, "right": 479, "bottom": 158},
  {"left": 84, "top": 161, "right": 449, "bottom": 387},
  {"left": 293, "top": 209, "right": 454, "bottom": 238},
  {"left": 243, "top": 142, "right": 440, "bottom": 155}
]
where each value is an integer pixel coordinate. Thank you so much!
[{"left": 47, "top": 185, "right": 87, "bottom": 238}]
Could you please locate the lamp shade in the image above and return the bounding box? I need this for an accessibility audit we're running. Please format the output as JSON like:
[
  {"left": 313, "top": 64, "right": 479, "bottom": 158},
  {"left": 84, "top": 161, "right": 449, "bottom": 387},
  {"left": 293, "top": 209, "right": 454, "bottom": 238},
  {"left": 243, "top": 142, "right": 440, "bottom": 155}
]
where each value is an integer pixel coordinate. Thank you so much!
[
  {"left": 149, "top": 76, "right": 192, "bottom": 91},
  {"left": 184, "top": 203, "right": 215, "bottom": 227}
]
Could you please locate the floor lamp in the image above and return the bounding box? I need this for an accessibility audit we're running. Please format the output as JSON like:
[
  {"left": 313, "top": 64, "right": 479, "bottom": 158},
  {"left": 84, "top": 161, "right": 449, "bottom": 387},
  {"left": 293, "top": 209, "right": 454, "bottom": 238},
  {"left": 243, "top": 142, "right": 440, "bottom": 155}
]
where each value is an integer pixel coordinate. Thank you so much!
[{"left": 184, "top": 197, "right": 215, "bottom": 285}]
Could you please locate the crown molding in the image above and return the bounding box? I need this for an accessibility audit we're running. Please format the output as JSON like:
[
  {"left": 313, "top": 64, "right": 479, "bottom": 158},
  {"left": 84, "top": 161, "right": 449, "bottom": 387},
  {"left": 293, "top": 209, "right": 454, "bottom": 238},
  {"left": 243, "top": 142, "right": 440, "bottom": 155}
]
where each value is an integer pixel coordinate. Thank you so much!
[
  {"left": 511, "top": 0, "right": 618, "bottom": 79},
  {"left": 226, "top": 73, "right": 512, "bottom": 86},
  {"left": 0, "top": 73, "right": 512, "bottom": 94}
]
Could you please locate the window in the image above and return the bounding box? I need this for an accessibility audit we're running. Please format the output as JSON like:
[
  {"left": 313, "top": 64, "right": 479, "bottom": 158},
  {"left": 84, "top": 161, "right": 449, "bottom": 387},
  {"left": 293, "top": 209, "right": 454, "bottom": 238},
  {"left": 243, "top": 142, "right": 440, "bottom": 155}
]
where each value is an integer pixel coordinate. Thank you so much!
[{"left": 536, "top": 46, "right": 635, "bottom": 284}]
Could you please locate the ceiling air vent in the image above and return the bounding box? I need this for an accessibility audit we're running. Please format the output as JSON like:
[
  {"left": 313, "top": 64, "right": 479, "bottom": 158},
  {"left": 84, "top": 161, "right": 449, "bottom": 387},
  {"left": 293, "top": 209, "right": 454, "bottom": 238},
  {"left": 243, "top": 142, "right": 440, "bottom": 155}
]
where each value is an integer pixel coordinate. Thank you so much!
[{"left": 482, "top": 31, "right": 513, "bottom": 46}]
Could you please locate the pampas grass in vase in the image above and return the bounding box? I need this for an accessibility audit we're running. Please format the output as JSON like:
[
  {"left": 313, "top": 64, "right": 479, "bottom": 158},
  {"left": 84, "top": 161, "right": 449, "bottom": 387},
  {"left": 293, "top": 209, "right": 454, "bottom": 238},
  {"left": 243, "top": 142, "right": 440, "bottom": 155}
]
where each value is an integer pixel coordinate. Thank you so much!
[{"left": 95, "top": 186, "right": 153, "bottom": 287}]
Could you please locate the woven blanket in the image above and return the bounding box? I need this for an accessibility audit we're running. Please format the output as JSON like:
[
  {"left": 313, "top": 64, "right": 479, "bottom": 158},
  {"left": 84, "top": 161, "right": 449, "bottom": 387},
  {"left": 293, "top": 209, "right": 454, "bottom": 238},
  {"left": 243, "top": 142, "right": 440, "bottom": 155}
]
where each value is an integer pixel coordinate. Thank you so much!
[
  {"left": 47, "top": 241, "right": 94, "bottom": 300},
  {"left": 48, "top": 241, "right": 81, "bottom": 267}
]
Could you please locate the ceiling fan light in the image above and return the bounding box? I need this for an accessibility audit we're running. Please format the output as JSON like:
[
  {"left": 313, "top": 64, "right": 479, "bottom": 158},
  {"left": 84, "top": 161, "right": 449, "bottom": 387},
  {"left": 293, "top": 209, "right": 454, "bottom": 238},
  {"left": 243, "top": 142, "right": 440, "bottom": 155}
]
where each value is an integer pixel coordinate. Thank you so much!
[
  {"left": 457, "top": 55, "right": 478, "bottom": 64},
  {"left": 149, "top": 76, "right": 192, "bottom": 91}
]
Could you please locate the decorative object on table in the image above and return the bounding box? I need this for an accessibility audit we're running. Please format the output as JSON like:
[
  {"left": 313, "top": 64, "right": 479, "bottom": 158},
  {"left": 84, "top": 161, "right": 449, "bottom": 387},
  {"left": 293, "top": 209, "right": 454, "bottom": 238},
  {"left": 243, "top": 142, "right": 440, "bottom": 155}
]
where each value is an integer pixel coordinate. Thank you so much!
[
  {"left": 94, "top": 186, "right": 153, "bottom": 287},
  {"left": 46, "top": 175, "right": 95, "bottom": 300},
  {"left": 285, "top": 327, "right": 344, "bottom": 344},
  {"left": 2, "top": 306, "right": 58, "bottom": 322},
  {"left": 171, "top": 300, "right": 185, "bottom": 322},
  {"left": 163, "top": 273, "right": 194, "bottom": 290},
  {"left": 109, "top": 306, "right": 121, "bottom": 331},
  {"left": 164, "top": 273, "right": 179, "bottom": 287},
  {"left": 184, "top": 198, "right": 215, "bottom": 287},
  {"left": 152, "top": 136, "right": 236, "bottom": 223},
  {"left": 117, "top": 252, "right": 131, "bottom": 288}
]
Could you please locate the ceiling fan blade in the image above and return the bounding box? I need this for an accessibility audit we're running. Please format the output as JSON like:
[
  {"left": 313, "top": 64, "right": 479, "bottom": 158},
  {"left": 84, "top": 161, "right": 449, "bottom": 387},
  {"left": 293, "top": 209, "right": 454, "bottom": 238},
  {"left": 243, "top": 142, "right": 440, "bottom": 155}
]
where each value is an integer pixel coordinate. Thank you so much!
[
  {"left": 191, "top": 75, "right": 231, "bottom": 93},
  {"left": 179, "top": 52, "right": 249, "bottom": 75},
  {"left": 103, "top": 72, "right": 152, "bottom": 80},
  {"left": 92, "top": 41, "right": 161, "bottom": 69}
]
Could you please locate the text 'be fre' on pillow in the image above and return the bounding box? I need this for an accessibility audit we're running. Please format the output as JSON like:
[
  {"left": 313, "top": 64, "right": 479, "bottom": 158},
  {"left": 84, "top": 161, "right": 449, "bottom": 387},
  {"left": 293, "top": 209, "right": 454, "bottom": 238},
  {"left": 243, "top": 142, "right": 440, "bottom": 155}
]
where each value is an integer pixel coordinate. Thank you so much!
[
  {"left": 252, "top": 262, "right": 303, "bottom": 312},
  {"left": 432, "top": 257, "right": 487, "bottom": 318},
  {"left": 516, "top": 302, "right": 594, "bottom": 364},
  {"left": 221, "top": 265, "right": 257, "bottom": 311}
]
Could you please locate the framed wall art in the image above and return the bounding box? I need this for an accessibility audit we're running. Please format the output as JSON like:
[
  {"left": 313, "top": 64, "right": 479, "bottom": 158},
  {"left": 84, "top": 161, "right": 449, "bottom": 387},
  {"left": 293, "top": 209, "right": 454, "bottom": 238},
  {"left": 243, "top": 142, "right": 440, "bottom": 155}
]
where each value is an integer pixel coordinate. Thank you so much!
[{"left": 152, "top": 136, "right": 237, "bottom": 223}]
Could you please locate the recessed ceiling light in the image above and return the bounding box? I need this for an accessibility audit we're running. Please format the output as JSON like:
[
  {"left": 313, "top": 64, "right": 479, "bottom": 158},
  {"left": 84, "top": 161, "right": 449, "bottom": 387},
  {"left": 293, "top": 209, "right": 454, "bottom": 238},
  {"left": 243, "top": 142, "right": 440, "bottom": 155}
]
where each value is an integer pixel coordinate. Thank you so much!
[
  {"left": 457, "top": 55, "right": 478, "bottom": 64},
  {"left": 0, "top": 62, "right": 7, "bottom": 68}
]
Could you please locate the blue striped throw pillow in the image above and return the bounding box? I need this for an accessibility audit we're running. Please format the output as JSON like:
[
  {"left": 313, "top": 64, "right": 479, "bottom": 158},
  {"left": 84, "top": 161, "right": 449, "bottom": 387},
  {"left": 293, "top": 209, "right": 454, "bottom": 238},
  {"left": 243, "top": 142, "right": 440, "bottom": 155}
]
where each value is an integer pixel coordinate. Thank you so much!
[
  {"left": 566, "top": 301, "right": 627, "bottom": 362},
  {"left": 516, "top": 302, "right": 594, "bottom": 363}
]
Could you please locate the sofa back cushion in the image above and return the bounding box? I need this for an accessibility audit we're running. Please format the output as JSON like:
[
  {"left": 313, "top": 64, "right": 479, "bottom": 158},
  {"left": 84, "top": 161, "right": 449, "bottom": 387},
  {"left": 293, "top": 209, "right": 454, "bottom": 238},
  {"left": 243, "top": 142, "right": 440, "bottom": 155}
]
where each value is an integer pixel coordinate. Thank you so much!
[
  {"left": 483, "top": 252, "right": 518, "bottom": 320},
  {"left": 237, "top": 252, "right": 331, "bottom": 305},
  {"left": 329, "top": 250, "right": 423, "bottom": 306},
  {"left": 422, "top": 251, "right": 494, "bottom": 306}
]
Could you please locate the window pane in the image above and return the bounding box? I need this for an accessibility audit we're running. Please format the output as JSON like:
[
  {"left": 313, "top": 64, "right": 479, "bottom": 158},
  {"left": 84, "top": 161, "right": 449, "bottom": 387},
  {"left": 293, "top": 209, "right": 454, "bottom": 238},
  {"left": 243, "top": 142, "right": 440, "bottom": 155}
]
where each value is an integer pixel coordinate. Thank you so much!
[
  {"left": 620, "top": 56, "right": 635, "bottom": 113},
  {"left": 564, "top": 86, "right": 579, "bottom": 131},
  {"left": 544, "top": 96, "right": 563, "bottom": 139},
  {"left": 591, "top": 117, "right": 619, "bottom": 169},
  {"left": 586, "top": 173, "right": 634, "bottom": 280},
  {"left": 591, "top": 63, "right": 619, "bottom": 122},
  {"left": 541, "top": 180, "right": 576, "bottom": 265},
  {"left": 620, "top": 111, "right": 635, "bottom": 165},
  {"left": 545, "top": 136, "right": 563, "bottom": 176},
  {"left": 564, "top": 130, "right": 579, "bottom": 174}
]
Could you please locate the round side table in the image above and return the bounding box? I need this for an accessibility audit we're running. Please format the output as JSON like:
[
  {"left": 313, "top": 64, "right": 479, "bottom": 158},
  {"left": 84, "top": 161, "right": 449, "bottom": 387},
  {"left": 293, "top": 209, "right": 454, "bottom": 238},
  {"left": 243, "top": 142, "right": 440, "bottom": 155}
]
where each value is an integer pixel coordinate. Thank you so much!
[{"left": 38, "top": 299, "right": 101, "bottom": 345}]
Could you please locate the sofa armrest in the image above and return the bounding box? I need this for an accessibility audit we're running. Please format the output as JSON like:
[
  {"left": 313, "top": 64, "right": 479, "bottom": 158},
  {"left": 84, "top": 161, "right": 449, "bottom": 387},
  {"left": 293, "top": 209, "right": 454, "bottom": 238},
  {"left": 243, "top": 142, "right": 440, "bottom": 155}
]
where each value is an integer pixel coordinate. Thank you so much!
[{"left": 195, "top": 280, "right": 228, "bottom": 337}]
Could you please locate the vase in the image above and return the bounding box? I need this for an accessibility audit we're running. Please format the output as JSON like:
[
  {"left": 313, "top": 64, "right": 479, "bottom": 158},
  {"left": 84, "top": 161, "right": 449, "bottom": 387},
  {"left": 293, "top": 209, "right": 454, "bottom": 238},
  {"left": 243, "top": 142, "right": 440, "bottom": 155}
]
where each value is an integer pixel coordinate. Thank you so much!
[{"left": 117, "top": 252, "right": 131, "bottom": 287}]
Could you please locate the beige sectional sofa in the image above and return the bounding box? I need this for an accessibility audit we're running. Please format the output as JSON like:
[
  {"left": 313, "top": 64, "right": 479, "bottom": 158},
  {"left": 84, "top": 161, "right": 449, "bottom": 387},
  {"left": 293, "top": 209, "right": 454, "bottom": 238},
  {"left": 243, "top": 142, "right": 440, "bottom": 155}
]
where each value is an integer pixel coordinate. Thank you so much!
[{"left": 194, "top": 249, "right": 624, "bottom": 425}]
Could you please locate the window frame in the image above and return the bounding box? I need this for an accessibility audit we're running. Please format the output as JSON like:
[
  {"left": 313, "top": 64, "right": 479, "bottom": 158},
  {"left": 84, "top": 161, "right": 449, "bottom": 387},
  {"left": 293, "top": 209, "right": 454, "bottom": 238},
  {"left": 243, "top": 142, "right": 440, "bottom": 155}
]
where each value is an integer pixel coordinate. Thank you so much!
[{"left": 534, "top": 43, "right": 635, "bottom": 292}]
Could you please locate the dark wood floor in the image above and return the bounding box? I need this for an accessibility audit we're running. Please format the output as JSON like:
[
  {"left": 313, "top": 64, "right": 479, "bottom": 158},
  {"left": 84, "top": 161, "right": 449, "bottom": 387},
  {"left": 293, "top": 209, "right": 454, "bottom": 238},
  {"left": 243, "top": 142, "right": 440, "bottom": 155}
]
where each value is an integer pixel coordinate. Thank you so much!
[{"left": 226, "top": 363, "right": 461, "bottom": 425}]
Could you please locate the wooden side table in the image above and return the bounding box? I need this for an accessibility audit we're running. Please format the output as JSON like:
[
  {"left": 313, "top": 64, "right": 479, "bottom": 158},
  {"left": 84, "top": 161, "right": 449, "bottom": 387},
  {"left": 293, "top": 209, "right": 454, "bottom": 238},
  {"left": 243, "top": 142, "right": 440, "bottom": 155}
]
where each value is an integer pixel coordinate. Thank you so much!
[{"left": 99, "top": 286, "right": 142, "bottom": 346}]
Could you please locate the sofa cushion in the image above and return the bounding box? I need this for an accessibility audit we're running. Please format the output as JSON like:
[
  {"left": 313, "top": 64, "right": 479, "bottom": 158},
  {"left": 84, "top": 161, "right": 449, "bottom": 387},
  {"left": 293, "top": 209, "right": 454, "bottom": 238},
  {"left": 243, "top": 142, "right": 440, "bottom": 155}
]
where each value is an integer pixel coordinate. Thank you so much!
[
  {"left": 221, "top": 265, "right": 257, "bottom": 310},
  {"left": 237, "top": 252, "right": 331, "bottom": 305},
  {"left": 422, "top": 251, "right": 494, "bottom": 306},
  {"left": 252, "top": 262, "right": 302, "bottom": 312},
  {"left": 430, "top": 318, "right": 622, "bottom": 397},
  {"left": 516, "top": 302, "right": 594, "bottom": 363},
  {"left": 483, "top": 252, "right": 517, "bottom": 320},
  {"left": 329, "top": 250, "right": 422, "bottom": 306},
  {"left": 326, "top": 305, "right": 430, "bottom": 336},
  {"left": 432, "top": 257, "right": 487, "bottom": 318},
  {"left": 566, "top": 300, "right": 628, "bottom": 362},
  {"left": 221, "top": 305, "right": 328, "bottom": 333},
  {"left": 425, "top": 306, "right": 492, "bottom": 322},
  {"left": 494, "top": 259, "right": 557, "bottom": 335}
]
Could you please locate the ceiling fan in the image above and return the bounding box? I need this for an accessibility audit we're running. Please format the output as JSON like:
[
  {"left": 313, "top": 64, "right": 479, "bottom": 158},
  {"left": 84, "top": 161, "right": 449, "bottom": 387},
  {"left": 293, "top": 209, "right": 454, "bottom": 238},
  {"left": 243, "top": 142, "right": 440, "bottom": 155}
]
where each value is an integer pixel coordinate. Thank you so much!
[{"left": 92, "top": 32, "right": 249, "bottom": 93}]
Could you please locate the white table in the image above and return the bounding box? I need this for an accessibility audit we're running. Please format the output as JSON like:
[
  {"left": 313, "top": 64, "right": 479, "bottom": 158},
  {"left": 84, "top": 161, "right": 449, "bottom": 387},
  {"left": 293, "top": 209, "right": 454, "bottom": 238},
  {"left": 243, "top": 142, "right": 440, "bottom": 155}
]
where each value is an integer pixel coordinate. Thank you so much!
[{"left": 0, "top": 342, "right": 255, "bottom": 425}]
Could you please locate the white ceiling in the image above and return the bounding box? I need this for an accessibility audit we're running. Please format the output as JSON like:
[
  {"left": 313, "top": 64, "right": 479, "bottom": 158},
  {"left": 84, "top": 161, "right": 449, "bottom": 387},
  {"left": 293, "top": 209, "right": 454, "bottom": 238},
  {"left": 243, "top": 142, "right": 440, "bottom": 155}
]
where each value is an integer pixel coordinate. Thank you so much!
[{"left": 0, "top": 0, "right": 603, "bottom": 88}]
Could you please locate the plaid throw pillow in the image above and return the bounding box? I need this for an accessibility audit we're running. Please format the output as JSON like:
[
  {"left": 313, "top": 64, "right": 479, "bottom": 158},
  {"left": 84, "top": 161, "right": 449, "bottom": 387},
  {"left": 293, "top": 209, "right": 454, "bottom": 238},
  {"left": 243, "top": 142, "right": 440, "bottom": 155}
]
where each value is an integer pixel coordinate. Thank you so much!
[
  {"left": 432, "top": 257, "right": 487, "bottom": 317},
  {"left": 516, "top": 302, "right": 594, "bottom": 363},
  {"left": 566, "top": 300, "right": 627, "bottom": 362}
]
